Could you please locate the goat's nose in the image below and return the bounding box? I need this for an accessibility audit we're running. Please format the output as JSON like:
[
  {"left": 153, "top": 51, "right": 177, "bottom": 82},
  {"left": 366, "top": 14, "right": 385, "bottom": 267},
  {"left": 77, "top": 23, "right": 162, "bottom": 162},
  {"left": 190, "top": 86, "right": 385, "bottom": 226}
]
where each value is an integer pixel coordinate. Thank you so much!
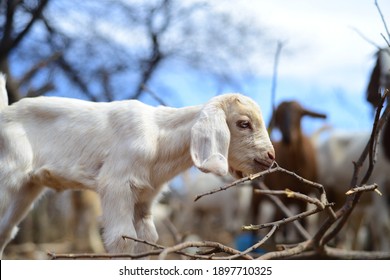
[{"left": 267, "top": 151, "right": 275, "bottom": 161}]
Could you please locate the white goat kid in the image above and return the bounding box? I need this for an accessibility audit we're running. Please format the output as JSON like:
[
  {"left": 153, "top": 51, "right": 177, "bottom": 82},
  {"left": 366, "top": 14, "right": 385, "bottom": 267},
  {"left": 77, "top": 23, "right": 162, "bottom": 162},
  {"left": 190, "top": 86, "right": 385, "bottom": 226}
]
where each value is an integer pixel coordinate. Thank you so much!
[{"left": 0, "top": 75, "right": 275, "bottom": 258}]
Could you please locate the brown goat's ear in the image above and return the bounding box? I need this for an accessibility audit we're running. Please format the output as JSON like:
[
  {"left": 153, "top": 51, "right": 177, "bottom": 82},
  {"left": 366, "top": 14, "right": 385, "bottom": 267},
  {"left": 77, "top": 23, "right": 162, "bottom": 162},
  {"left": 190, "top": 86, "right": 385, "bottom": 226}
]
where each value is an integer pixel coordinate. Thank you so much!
[
  {"left": 267, "top": 111, "right": 276, "bottom": 135},
  {"left": 302, "top": 108, "right": 326, "bottom": 119}
]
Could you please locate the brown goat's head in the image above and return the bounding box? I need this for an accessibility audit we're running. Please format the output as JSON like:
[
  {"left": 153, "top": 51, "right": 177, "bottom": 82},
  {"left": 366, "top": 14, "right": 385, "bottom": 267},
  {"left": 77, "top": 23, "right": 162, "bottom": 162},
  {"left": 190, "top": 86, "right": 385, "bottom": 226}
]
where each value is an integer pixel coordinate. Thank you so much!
[
  {"left": 366, "top": 47, "right": 390, "bottom": 108},
  {"left": 270, "top": 101, "right": 326, "bottom": 144}
]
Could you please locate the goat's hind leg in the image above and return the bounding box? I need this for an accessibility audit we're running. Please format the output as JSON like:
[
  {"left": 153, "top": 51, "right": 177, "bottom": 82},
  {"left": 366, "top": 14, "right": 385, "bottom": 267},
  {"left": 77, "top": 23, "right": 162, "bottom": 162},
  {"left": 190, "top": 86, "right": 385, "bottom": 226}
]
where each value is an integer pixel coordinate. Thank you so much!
[{"left": 0, "top": 180, "right": 44, "bottom": 258}]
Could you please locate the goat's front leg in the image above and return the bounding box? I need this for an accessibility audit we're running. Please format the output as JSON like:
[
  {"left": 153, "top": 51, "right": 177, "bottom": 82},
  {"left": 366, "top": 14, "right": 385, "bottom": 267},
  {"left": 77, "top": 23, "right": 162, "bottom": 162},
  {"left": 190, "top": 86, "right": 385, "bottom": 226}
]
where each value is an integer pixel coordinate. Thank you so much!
[
  {"left": 99, "top": 187, "right": 138, "bottom": 255},
  {"left": 134, "top": 202, "right": 158, "bottom": 254}
]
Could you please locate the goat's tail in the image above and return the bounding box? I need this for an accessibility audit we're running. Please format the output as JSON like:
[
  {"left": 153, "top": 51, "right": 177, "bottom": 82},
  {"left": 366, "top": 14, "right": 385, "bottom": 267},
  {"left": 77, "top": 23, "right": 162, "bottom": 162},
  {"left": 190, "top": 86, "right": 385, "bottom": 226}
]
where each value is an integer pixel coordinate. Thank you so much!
[{"left": 0, "top": 73, "right": 8, "bottom": 111}]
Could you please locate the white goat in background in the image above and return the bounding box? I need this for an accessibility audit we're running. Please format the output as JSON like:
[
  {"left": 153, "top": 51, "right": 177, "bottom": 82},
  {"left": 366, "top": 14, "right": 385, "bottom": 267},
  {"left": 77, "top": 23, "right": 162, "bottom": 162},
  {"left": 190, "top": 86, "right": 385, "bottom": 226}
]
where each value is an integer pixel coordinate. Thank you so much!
[
  {"left": 0, "top": 74, "right": 275, "bottom": 258},
  {"left": 314, "top": 129, "right": 390, "bottom": 251}
]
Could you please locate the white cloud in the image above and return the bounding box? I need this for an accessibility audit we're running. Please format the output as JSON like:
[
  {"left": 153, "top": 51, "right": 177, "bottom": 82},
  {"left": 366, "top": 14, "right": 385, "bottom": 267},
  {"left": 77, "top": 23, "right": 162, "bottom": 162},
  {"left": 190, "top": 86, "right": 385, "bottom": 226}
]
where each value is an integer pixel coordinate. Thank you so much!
[{"left": 231, "top": 0, "right": 390, "bottom": 94}]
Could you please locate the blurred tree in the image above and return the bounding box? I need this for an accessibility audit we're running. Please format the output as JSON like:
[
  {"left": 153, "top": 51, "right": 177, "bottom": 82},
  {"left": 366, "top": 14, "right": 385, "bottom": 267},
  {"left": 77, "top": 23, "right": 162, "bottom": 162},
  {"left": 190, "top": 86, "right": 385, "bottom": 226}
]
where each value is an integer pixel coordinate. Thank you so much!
[
  {"left": 1, "top": 0, "right": 272, "bottom": 104},
  {"left": 0, "top": 0, "right": 50, "bottom": 102}
]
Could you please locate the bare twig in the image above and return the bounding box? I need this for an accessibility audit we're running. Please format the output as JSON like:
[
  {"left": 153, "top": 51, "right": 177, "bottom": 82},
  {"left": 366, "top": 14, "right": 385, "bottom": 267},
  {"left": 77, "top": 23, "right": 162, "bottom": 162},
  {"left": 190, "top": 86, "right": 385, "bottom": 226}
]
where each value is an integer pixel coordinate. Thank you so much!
[
  {"left": 375, "top": 0, "right": 390, "bottom": 46},
  {"left": 323, "top": 246, "right": 390, "bottom": 260},
  {"left": 123, "top": 235, "right": 249, "bottom": 260},
  {"left": 158, "top": 241, "right": 253, "bottom": 260},
  {"left": 218, "top": 225, "right": 278, "bottom": 260},
  {"left": 194, "top": 162, "right": 324, "bottom": 202},
  {"left": 0, "top": 0, "right": 50, "bottom": 62},
  {"left": 48, "top": 250, "right": 162, "bottom": 260},
  {"left": 243, "top": 207, "right": 320, "bottom": 231},
  {"left": 18, "top": 52, "right": 62, "bottom": 87},
  {"left": 257, "top": 240, "right": 312, "bottom": 260},
  {"left": 349, "top": 26, "right": 381, "bottom": 49},
  {"left": 361, "top": 91, "right": 388, "bottom": 185},
  {"left": 345, "top": 183, "right": 380, "bottom": 195},
  {"left": 269, "top": 41, "right": 285, "bottom": 133},
  {"left": 319, "top": 91, "right": 390, "bottom": 246},
  {"left": 122, "top": 235, "right": 164, "bottom": 250},
  {"left": 255, "top": 181, "right": 311, "bottom": 240},
  {"left": 162, "top": 218, "right": 183, "bottom": 244},
  {"left": 26, "top": 83, "right": 55, "bottom": 97},
  {"left": 141, "top": 84, "right": 168, "bottom": 106}
]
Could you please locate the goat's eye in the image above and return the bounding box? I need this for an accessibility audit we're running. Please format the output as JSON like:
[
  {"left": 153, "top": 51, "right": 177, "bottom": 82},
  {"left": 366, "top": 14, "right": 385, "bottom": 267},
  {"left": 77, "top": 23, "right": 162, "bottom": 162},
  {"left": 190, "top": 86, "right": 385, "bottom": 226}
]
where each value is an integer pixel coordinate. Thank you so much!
[{"left": 237, "top": 120, "right": 252, "bottom": 129}]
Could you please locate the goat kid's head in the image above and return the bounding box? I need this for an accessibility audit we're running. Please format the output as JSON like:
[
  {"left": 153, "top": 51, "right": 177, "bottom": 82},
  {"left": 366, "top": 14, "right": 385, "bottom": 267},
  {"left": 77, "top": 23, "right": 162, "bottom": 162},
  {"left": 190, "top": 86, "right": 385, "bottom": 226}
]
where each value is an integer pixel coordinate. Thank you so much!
[
  {"left": 271, "top": 101, "right": 326, "bottom": 145},
  {"left": 190, "top": 94, "right": 275, "bottom": 179}
]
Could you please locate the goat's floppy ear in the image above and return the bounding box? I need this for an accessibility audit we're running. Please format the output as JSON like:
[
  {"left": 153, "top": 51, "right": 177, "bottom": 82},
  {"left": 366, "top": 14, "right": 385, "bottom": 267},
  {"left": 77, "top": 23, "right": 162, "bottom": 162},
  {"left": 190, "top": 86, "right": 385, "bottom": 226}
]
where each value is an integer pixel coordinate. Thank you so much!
[{"left": 191, "top": 103, "right": 230, "bottom": 176}]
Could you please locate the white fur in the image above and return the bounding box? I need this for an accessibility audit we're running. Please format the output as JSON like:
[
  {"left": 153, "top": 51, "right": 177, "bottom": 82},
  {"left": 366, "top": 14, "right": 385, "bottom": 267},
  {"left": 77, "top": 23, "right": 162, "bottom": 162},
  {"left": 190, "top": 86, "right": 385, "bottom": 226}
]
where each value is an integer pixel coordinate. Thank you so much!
[{"left": 0, "top": 75, "right": 274, "bottom": 258}]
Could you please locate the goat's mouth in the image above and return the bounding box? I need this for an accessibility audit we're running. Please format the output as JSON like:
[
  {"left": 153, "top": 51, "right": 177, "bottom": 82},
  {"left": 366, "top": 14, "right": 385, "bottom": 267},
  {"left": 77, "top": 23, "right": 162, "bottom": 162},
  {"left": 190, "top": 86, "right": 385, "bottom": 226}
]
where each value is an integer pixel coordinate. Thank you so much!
[
  {"left": 229, "top": 167, "right": 245, "bottom": 179},
  {"left": 254, "top": 158, "right": 274, "bottom": 170},
  {"left": 229, "top": 158, "right": 274, "bottom": 179}
]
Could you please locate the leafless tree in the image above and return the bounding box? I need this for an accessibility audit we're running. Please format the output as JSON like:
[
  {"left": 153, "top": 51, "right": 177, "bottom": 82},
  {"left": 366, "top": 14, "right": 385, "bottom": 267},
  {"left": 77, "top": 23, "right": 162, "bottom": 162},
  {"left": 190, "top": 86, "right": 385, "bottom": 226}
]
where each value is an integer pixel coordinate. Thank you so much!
[{"left": 1, "top": 0, "right": 272, "bottom": 104}]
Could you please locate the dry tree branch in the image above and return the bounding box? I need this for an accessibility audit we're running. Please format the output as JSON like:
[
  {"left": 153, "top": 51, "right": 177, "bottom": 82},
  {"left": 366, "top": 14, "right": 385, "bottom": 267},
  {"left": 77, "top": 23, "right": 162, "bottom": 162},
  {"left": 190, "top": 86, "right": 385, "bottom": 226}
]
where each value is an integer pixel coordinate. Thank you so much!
[
  {"left": 361, "top": 91, "right": 388, "bottom": 185},
  {"left": 48, "top": 250, "right": 163, "bottom": 260},
  {"left": 141, "top": 84, "right": 168, "bottom": 106},
  {"left": 26, "top": 83, "right": 55, "bottom": 97},
  {"left": 194, "top": 162, "right": 325, "bottom": 202},
  {"left": 319, "top": 90, "right": 390, "bottom": 246},
  {"left": 268, "top": 41, "right": 285, "bottom": 133},
  {"left": 162, "top": 218, "right": 183, "bottom": 244},
  {"left": 243, "top": 205, "right": 320, "bottom": 231},
  {"left": 323, "top": 246, "right": 390, "bottom": 260},
  {"left": 349, "top": 26, "right": 382, "bottom": 49},
  {"left": 375, "top": 0, "right": 390, "bottom": 46},
  {"left": 18, "top": 52, "right": 62, "bottom": 87},
  {"left": 254, "top": 181, "right": 311, "bottom": 240},
  {"left": 123, "top": 235, "right": 254, "bottom": 260},
  {"left": 217, "top": 225, "right": 278, "bottom": 260},
  {"left": 192, "top": 162, "right": 335, "bottom": 258},
  {"left": 122, "top": 235, "right": 164, "bottom": 250},
  {"left": 158, "top": 241, "right": 253, "bottom": 260},
  {"left": 257, "top": 240, "right": 312, "bottom": 260},
  {"left": 345, "top": 183, "right": 380, "bottom": 195},
  {"left": 122, "top": 235, "right": 227, "bottom": 260},
  {"left": 49, "top": 235, "right": 250, "bottom": 260},
  {"left": 0, "top": 0, "right": 50, "bottom": 62},
  {"left": 193, "top": 165, "right": 277, "bottom": 202}
]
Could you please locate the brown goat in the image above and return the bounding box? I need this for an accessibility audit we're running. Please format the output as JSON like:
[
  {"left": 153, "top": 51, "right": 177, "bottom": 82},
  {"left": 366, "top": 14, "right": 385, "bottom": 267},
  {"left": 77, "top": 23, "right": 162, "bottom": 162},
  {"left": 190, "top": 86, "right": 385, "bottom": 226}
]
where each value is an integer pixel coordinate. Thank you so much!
[{"left": 251, "top": 101, "right": 326, "bottom": 241}]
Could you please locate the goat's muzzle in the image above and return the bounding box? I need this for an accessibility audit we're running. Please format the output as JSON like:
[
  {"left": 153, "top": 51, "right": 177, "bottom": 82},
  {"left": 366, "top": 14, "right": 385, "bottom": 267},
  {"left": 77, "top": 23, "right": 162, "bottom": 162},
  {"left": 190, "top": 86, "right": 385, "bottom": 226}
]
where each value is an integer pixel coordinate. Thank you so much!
[{"left": 254, "top": 156, "right": 274, "bottom": 170}]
